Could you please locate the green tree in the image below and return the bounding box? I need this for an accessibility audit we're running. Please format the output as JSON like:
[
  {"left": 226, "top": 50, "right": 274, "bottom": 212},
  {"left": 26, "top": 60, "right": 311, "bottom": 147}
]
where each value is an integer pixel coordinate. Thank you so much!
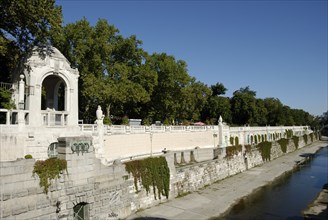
[
  {"left": 210, "top": 82, "right": 227, "bottom": 96},
  {"left": 0, "top": 0, "right": 62, "bottom": 107},
  {"left": 230, "top": 86, "right": 257, "bottom": 125},
  {"left": 147, "top": 53, "right": 191, "bottom": 122},
  {"left": 54, "top": 19, "right": 156, "bottom": 122},
  {"left": 179, "top": 79, "right": 211, "bottom": 122},
  {"left": 263, "top": 98, "right": 284, "bottom": 125}
]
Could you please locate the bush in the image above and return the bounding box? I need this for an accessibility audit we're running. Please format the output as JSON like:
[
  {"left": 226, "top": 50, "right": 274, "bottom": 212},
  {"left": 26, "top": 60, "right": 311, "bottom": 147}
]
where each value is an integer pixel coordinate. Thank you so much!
[
  {"left": 24, "top": 154, "right": 33, "bottom": 159},
  {"left": 125, "top": 156, "right": 170, "bottom": 199},
  {"left": 122, "top": 116, "right": 129, "bottom": 125},
  {"left": 292, "top": 136, "right": 299, "bottom": 149},
  {"left": 33, "top": 158, "right": 67, "bottom": 193},
  {"left": 277, "top": 138, "right": 289, "bottom": 153},
  {"left": 256, "top": 141, "right": 272, "bottom": 161},
  {"left": 103, "top": 116, "right": 112, "bottom": 125}
]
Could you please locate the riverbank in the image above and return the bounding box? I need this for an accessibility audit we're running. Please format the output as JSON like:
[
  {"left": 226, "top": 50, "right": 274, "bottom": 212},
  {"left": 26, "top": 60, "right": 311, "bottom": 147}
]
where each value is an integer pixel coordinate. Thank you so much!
[
  {"left": 303, "top": 183, "right": 328, "bottom": 219},
  {"left": 127, "top": 140, "right": 328, "bottom": 220}
]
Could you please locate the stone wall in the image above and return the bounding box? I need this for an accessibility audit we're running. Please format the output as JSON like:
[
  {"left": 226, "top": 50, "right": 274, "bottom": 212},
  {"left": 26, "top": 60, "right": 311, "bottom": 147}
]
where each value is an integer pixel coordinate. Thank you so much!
[
  {"left": 0, "top": 134, "right": 319, "bottom": 219},
  {"left": 0, "top": 136, "right": 166, "bottom": 220},
  {"left": 172, "top": 135, "right": 316, "bottom": 196},
  {"left": 102, "top": 131, "right": 218, "bottom": 162}
]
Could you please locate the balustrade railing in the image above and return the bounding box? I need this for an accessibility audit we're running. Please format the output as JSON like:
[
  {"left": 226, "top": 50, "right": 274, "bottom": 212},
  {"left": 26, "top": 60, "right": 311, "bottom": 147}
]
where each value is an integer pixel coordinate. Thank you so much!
[{"left": 41, "top": 110, "right": 68, "bottom": 126}]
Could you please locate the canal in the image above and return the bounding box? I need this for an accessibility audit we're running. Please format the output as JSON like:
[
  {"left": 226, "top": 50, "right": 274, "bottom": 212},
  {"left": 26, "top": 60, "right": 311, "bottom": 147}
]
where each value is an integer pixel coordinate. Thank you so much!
[{"left": 222, "top": 146, "right": 328, "bottom": 220}]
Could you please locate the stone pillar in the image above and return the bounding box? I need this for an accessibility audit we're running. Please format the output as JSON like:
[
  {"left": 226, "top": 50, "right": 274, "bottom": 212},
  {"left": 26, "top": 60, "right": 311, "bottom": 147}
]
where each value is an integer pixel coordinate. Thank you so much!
[
  {"left": 6, "top": 110, "right": 10, "bottom": 125},
  {"left": 94, "top": 106, "right": 104, "bottom": 160},
  {"left": 218, "top": 116, "right": 224, "bottom": 147},
  {"left": 18, "top": 74, "right": 25, "bottom": 109}
]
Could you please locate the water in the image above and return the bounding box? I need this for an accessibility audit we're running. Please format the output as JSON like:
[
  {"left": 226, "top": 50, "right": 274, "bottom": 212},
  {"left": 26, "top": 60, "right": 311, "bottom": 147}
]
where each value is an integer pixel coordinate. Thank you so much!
[{"left": 222, "top": 146, "right": 328, "bottom": 220}]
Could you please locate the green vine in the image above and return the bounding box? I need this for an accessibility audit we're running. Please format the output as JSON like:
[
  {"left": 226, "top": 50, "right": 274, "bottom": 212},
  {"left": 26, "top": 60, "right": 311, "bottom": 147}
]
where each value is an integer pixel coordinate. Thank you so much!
[
  {"left": 125, "top": 156, "right": 170, "bottom": 200},
  {"left": 244, "top": 144, "right": 252, "bottom": 154},
  {"left": 310, "top": 133, "right": 313, "bottom": 142},
  {"left": 33, "top": 158, "right": 67, "bottom": 193},
  {"left": 292, "top": 136, "right": 299, "bottom": 149},
  {"left": 285, "top": 129, "right": 293, "bottom": 139},
  {"left": 303, "top": 134, "right": 308, "bottom": 144},
  {"left": 225, "top": 145, "right": 242, "bottom": 159},
  {"left": 235, "top": 137, "right": 239, "bottom": 146},
  {"left": 277, "top": 138, "right": 289, "bottom": 153},
  {"left": 256, "top": 141, "right": 272, "bottom": 162}
]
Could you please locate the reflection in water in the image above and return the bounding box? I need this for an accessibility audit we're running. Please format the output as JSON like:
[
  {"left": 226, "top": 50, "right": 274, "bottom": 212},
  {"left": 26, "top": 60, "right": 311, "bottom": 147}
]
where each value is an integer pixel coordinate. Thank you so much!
[{"left": 220, "top": 146, "right": 328, "bottom": 220}]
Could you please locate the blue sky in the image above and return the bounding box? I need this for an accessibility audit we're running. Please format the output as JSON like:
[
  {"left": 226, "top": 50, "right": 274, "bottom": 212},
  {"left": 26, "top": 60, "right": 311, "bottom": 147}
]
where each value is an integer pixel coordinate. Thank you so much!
[{"left": 57, "top": 0, "right": 327, "bottom": 116}]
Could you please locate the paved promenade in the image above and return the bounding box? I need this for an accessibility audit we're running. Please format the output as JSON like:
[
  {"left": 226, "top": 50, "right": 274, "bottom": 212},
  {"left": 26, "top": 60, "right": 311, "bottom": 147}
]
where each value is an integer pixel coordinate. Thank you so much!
[{"left": 127, "top": 140, "right": 328, "bottom": 220}]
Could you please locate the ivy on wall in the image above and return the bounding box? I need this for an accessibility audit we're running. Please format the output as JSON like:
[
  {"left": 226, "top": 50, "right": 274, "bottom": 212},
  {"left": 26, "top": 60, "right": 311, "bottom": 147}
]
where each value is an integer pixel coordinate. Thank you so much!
[
  {"left": 286, "top": 129, "right": 293, "bottom": 139},
  {"left": 277, "top": 138, "right": 289, "bottom": 153},
  {"left": 244, "top": 144, "right": 252, "bottom": 154},
  {"left": 256, "top": 141, "right": 272, "bottom": 161},
  {"left": 33, "top": 158, "right": 67, "bottom": 193},
  {"left": 310, "top": 133, "right": 314, "bottom": 142},
  {"left": 292, "top": 136, "right": 299, "bottom": 149},
  {"left": 235, "top": 137, "right": 239, "bottom": 145},
  {"left": 225, "top": 145, "right": 242, "bottom": 159},
  {"left": 303, "top": 134, "right": 308, "bottom": 144},
  {"left": 125, "top": 156, "right": 170, "bottom": 200}
]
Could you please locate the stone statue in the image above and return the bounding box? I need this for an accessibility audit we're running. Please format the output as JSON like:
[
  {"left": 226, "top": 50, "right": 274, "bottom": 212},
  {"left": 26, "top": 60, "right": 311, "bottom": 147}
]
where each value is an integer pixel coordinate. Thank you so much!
[{"left": 96, "top": 105, "right": 104, "bottom": 125}]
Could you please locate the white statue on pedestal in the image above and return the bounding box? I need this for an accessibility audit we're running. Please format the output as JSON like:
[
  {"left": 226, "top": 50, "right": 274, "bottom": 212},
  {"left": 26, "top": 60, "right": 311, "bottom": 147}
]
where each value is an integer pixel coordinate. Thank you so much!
[{"left": 96, "top": 105, "right": 104, "bottom": 125}]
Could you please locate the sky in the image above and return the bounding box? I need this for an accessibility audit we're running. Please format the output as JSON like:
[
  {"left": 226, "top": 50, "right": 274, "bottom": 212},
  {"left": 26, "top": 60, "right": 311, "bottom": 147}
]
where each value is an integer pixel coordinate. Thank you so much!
[{"left": 56, "top": 0, "right": 327, "bottom": 116}]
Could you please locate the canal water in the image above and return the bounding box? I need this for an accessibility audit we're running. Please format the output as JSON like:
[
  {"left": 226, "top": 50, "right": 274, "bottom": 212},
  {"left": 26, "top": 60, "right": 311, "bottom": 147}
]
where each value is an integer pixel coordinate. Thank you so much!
[{"left": 222, "top": 146, "right": 328, "bottom": 220}]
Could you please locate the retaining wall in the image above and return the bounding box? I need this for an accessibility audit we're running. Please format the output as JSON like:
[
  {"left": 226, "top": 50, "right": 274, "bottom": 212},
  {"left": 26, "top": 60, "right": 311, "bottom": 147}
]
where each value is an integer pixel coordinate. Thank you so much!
[{"left": 0, "top": 134, "right": 319, "bottom": 219}]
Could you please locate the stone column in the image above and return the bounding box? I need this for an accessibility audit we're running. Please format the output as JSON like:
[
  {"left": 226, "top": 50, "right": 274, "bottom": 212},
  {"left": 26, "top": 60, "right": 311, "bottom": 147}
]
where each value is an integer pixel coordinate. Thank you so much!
[
  {"left": 94, "top": 106, "right": 104, "bottom": 160},
  {"left": 218, "top": 116, "right": 224, "bottom": 147},
  {"left": 18, "top": 74, "right": 25, "bottom": 109}
]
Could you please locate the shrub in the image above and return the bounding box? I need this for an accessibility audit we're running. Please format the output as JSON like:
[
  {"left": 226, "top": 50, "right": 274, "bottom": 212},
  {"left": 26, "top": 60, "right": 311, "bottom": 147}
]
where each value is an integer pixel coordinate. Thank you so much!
[
  {"left": 103, "top": 116, "right": 112, "bottom": 125},
  {"left": 303, "top": 134, "right": 308, "bottom": 144},
  {"left": 24, "top": 154, "right": 33, "bottom": 159},
  {"left": 230, "top": 137, "right": 234, "bottom": 145},
  {"left": 225, "top": 145, "right": 242, "bottom": 159},
  {"left": 277, "top": 138, "right": 289, "bottom": 153},
  {"left": 125, "top": 156, "right": 170, "bottom": 200},
  {"left": 292, "top": 136, "right": 299, "bottom": 149},
  {"left": 256, "top": 141, "right": 272, "bottom": 161},
  {"left": 310, "top": 133, "right": 314, "bottom": 142},
  {"left": 33, "top": 158, "right": 67, "bottom": 193},
  {"left": 235, "top": 136, "right": 239, "bottom": 146},
  {"left": 122, "top": 116, "right": 129, "bottom": 125}
]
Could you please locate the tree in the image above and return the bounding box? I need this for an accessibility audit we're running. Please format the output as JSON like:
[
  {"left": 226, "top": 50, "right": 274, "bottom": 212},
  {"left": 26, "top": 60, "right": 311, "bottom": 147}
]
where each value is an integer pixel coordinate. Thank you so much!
[
  {"left": 202, "top": 82, "right": 231, "bottom": 124},
  {"left": 178, "top": 79, "right": 211, "bottom": 122},
  {"left": 0, "top": 0, "right": 62, "bottom": 77},
  {"left": 147, "top": 53, "right": 192, "bottom": 123},
  {"left": 210, "top": 82, "right": 227, "bottom": 96},
  {"left": 0, "top": 0, "right": 62, "bottom": 108},
  {"left": 53, "top": 18, "right": 157, "bottom": 122},
  {"left": 231, "top": 86, "right": 257, "bottom": 125},
  {"left": 263, "top": 98, "right": 284, "bottom": 125}
]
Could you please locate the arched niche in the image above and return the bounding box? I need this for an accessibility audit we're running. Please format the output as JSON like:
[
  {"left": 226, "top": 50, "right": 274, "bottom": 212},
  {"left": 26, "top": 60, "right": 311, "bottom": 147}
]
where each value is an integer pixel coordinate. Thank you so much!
[{"left": 41, "top": 75, "right": 67, "bottom": 111}]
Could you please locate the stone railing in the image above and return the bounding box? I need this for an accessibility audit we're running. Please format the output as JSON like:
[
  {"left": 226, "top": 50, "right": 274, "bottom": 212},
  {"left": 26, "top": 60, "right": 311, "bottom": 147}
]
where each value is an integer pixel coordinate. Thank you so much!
[
  {"left": 0, "top": 109, "right": 29, "bottom": 125},
  {"left": 41, "top": 110, "right": 68, "bottom": 126},
  {"left": 78, "top": 123, "right": 310, "bottom": 137}
]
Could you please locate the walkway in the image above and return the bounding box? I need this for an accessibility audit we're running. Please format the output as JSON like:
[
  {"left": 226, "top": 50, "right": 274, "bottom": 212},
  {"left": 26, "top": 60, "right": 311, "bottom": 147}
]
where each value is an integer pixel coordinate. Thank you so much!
[{"left": 127, "top": 140, "right": 328, "bottom": 220}]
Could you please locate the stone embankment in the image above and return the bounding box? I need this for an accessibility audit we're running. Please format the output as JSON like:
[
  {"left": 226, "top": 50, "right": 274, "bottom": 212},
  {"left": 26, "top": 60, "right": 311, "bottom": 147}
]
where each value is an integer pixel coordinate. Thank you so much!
[
  {"left": 302, "top": 136, "right": 328, "bottom": 220},
  {"left": 303, "top": 183, "right": 328, "bottom": 220},
  {"left": 127, "top": 140, "right": 328, "bottom": 220}
]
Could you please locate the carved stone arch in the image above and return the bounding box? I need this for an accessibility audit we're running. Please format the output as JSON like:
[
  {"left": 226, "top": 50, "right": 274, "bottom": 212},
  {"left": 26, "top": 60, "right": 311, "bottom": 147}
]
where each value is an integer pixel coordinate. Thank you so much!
[{"left": 39, "top": 72, "right": 70, "bottom": 111}]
